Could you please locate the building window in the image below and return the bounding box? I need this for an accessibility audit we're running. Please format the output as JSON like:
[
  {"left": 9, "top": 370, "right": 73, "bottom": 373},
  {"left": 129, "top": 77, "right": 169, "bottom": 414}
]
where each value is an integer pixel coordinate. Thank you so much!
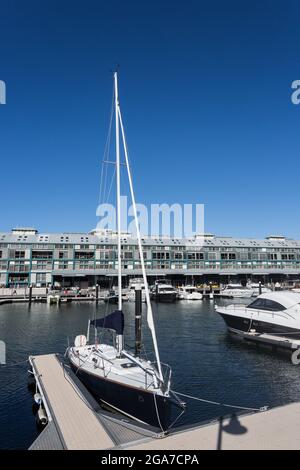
[
  {"left": 58, "top": 262, "right": 68, "bottom": 270},
  {"left": 75, "top": 251, "right": 94, "bottom": 260},
  {"left": 36, "top": 273, "right": 46, "bottom": 284},
  {"left": 32, "top": 251, "right": 53, "bottom": 260},
  {"left": 36, "top": 261, "right": 51, "bottom": 270},
  {"left": 282, "top": 254, "right": 295, "bottom": 260},
  {"left": 153, "top": 252, "right": 170, "bottom": 260},
  {"left": 99, "top": 251, "right": 111, "bottom": 260}
]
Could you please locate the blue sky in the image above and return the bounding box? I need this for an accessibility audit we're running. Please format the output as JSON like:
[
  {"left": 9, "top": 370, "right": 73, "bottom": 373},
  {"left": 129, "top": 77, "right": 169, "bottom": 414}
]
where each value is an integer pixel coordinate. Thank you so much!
[{"left": 0, "top": 0, "right": 300, "bottom": 238}]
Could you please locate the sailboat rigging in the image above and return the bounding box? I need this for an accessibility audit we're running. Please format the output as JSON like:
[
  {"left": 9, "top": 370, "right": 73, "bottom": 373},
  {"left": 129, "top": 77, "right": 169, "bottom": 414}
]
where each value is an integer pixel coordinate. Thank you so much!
[{"left": 67, "top": 71, "right": 185, "bottom": 430}]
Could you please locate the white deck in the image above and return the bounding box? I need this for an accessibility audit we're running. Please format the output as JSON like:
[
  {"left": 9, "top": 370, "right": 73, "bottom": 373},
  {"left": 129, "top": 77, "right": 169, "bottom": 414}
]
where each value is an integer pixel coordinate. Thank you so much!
[{"left": 68, "top": 344, "right": 163, "bottom": 393}]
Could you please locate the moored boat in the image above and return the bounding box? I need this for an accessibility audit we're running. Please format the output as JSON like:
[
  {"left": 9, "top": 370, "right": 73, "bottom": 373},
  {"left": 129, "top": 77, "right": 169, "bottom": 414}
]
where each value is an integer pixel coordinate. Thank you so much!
[
  {"left": 67, "top": 71, "right": 185, "bottom": 429},
  {"left": 150, "top": 280, "right": 177, "bottom": 303},
  {"left": 216, "top": 291, "right": 300, "bottom": 339},
  {"left": 177, "top": 285, "right": 203, "bottom": 300},
  {"left": 221, "top": 284, "right": 254, "bottom": 298}
]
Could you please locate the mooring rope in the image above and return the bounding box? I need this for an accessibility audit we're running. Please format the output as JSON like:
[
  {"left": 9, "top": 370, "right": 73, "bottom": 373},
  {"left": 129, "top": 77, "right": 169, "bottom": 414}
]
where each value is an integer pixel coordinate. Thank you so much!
[
  {"left": 153, "top": 392, "right": 166, "bottom": 435},
  {"left": 172, "top": 390, "right": 268, "bottom": 412}
]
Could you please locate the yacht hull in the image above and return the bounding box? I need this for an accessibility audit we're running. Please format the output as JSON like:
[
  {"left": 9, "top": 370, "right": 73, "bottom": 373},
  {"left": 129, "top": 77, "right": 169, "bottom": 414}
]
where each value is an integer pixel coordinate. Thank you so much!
[
  {"left": 69, "top": 362, "right": 173, "bottom": 429},
  {"left": 151, "top": 293, "right": 177, "bottom": 303},
  {"left": 218, "top": 312, "right": 300, "bottom": 339},
  {"left": 221, "top": 291, "right": 253, "bottom": 298}
]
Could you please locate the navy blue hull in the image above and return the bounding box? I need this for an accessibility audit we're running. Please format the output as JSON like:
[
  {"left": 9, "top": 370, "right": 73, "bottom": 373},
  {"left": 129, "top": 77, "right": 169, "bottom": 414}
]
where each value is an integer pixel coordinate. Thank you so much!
[
  {"left": 219, "top": 312, "right": 300, "bottom": 339},
  {"left": 70, "top": 362, "right": 173, "bottom": 430}
]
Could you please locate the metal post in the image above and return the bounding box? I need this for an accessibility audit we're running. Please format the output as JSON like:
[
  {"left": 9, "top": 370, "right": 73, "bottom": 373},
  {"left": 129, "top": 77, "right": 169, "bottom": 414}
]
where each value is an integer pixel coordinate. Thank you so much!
[
  {"left": 258, "top": 281, "right": 262, "bottom": 295},
  {"left": 135, "top": 286, "right": 142, "bottom": 356},
  {"left": 29, "top": 284, "right": 32, "bottom": 306},
  {"left": 95, "top": 284, "right": 99, "bottom": 303}
]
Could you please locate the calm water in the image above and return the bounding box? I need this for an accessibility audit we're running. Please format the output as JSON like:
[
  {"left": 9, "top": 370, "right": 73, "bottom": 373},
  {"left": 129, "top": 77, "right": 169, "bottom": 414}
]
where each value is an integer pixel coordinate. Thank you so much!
[{"left": 1, "top": 298, "right": 300, "bottom": 449}]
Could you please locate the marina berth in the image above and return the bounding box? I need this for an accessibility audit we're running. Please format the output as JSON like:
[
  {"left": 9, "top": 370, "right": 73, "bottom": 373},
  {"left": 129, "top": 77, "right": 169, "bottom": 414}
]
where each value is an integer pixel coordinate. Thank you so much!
[{"left": 28, "top": 353, "right": 300, "bottom": 450}]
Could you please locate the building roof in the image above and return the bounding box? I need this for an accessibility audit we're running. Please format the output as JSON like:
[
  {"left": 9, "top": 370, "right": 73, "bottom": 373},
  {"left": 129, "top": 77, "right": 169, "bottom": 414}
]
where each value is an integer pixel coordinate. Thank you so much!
[{"left": 0, "top": 230, "right": 300, "bottom": 248}]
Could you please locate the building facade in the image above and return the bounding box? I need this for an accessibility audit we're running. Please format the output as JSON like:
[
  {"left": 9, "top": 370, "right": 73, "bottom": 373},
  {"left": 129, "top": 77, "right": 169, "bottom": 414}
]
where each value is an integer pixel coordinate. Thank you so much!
[{"left": 1, "top": 228, "right": 300, "bottom": 287}]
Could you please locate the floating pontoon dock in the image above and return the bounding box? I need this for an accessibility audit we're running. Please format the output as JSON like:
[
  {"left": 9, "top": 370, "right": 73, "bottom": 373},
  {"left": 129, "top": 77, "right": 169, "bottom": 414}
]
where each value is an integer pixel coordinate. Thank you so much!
[
  {"left": 28, "top": 354, "right": 160, "bottom": 450},
  {"left": 125, "top": 401, "right": 300, "bottom": 450},
  {"left": 29, "top": 353, "right": 300, "bottom": 450},
  {"left": 229, "top": 329, "right": 300, "bottom": 358}
]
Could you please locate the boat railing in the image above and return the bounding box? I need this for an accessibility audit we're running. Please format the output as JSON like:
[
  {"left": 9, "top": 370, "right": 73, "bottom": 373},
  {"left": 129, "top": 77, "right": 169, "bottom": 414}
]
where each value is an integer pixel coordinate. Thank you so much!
[{"left": 146, "top": 361, "right": 172, "bottom": 393}]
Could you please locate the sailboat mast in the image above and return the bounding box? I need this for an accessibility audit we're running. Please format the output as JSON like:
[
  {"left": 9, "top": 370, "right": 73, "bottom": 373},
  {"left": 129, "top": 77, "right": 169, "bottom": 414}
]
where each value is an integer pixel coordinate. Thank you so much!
[
  {"left": 114, "top": 72, "right": 123, "bottom": 355},
  {"left": 114, "top": 72, "right": 122, "bottom": 313}
]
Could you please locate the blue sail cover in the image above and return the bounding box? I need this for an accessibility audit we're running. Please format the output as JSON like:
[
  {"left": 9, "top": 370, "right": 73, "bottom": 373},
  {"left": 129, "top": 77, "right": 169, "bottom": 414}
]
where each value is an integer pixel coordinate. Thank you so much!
[{"left": 90, "top": 310, "right": 124, "bottom": 335}]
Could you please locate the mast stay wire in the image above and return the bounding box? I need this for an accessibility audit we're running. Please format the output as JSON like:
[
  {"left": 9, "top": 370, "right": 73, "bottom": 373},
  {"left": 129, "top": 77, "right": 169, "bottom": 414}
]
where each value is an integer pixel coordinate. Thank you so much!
[{"left": 98, "top": 81, "right": 115, "bottom": 208}]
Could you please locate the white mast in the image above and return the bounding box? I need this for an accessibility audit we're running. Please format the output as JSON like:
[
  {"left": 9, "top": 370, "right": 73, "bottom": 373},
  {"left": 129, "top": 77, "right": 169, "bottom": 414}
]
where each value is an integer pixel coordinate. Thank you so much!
[
  {"left": 117, "top": 106, "right": 164, "bottom": 383},
  {"left": 114, "top": 71, "right": 123, "bottom": 354}
]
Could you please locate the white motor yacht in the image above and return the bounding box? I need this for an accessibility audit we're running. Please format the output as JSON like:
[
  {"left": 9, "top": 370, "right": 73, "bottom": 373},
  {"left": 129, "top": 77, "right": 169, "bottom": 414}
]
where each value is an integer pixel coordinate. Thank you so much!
[
  {"left": 247, "top": 282, "right": 272, "bottom": 297},
  {"left": 177, "top": 285, "right": 203, "bottom": 300},
  {"left": 216, "top": 291, "right": 300, "bottom": 339},
  {"left": 150, "top": 280, "right": 177, "bottom": 303},
  {"left": 221, "top": 284, "right": 254, "bottom": 298}
]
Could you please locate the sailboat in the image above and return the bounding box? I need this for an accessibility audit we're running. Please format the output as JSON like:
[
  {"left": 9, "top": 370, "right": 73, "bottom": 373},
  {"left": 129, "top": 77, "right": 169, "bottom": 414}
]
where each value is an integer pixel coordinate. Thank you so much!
[{"left": 68, "top": 72, "right": 185, "bottom": 430}]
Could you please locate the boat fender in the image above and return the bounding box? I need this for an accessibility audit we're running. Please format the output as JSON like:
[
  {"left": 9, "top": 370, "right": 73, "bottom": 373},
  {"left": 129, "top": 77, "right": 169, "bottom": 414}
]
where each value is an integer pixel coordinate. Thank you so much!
[
  {"left": 37, "top": 407, "right": 48, "bottom": 426},
  {"left": 34, "top": 393, "right": 42, "bottom": 406},
  {"left": 74, "top": 335, "right": 87, "bottom": 347}
]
